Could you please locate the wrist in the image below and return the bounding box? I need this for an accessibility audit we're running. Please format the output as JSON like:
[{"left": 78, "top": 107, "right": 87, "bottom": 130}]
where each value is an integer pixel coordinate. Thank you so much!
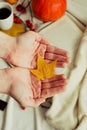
[
  {"left": 0, "top": 68, "right": 12, "bottom": 94},
  {"left": 0, "top": 31, "right": 15, "bottom": 59}
]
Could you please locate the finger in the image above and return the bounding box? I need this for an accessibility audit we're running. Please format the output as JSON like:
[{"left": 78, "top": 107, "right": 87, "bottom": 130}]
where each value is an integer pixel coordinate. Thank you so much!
[
  {"left": 40, "top": 35, "right": 51, "bottom": 45},
  {"left": 27, "top": 98, "right": 45, "bottom": 107},
  {"left": 45, "top": 52, "right": 70, "bottom": 63},
  {"left": 46, "top": 60, "right": 68, "bottom": 68},
  {"left": 41, "top": 86, "right": 66, "bottom": 98},
  {"left": 34, "top": 98, "right": 45, "bottom": 107},
  {"left": 56, "top": 61, "right": 68, "bottom": 68},
  {"left": 42, "top": 74, "right": 66, "bottom": 83},
  {"left": 46, "top": 44, "right": 69, "bottom": 57},
  {"left": 42, "top": 78, "right": 68, "bottom": 89}
]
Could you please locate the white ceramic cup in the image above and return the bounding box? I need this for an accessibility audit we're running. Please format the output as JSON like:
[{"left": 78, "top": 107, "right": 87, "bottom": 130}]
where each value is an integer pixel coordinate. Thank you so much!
[{"left": 0, "top": 2, "right": 13, "bottom": 30}]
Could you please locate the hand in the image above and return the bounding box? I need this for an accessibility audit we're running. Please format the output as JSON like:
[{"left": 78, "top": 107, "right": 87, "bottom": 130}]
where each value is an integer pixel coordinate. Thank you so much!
[
  {"left": 6, "top": 67, "right": 67, "bottom": 108},
  {"left": 5, "top": 31, "right": 69, "bottom": 68}
]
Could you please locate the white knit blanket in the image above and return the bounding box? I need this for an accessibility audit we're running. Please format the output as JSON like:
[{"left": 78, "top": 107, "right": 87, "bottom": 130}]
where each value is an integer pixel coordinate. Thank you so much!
[
  {"left": 40, "top": 0, "right": 87, "bottom": 129},
  {"left": 44, "top": 27, "right": 87, "bottom": 130}
]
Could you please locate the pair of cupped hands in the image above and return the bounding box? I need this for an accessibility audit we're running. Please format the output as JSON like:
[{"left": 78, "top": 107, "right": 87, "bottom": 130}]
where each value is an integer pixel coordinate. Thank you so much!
[{"left": 0, "top": 31, "right": 70, "bottom": 109}]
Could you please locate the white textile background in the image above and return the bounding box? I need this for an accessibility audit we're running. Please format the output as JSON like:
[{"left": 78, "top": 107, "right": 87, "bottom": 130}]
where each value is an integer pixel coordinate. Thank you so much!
[{"left": 0, "top": 0, "right": 87, "bottom": 130}]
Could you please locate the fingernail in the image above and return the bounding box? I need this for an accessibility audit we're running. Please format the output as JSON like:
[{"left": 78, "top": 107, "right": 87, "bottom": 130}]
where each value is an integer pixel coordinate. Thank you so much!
[{"left": 21, "top": 106, "right": 26, "bottom": 110}]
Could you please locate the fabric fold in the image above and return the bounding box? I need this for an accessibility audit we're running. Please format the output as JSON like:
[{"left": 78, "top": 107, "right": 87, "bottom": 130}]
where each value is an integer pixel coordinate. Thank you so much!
[{"left": 45, "top": 28, "right": 87, "bottom": 130}]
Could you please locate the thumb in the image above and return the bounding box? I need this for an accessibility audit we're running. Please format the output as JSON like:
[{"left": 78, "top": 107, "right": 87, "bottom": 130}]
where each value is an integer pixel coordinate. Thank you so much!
[{"left": 27, "top": 98, "right": 45, "bottom": 108}]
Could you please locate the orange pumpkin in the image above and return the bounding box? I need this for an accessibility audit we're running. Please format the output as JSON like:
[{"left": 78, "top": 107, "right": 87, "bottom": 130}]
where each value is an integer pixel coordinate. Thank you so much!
[
  {"left": 5, "top": 0, "right": 18, "bottom": 4},
  {"left": 31, "top": 0, "right": 66, "bottom": 22}
]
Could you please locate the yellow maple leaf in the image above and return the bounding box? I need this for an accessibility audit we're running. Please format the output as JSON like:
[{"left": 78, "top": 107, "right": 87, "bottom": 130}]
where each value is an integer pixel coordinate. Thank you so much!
[{"left": 30, "top": 54, "right": 58, "bottom": 80}]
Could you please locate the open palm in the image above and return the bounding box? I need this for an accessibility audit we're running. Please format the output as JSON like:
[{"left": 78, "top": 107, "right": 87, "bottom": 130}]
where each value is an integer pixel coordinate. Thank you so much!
[
  {"left": 6, "top": 31, "right": 69, "bottom": 69},
  {"left": 7, "top": 67, "right": 67, "bottom": 108}
]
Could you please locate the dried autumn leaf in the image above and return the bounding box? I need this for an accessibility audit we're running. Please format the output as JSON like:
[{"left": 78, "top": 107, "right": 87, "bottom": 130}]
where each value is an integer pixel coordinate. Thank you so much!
[{"left": 30, "top": 54, "right": 57, "bottom": 80}]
